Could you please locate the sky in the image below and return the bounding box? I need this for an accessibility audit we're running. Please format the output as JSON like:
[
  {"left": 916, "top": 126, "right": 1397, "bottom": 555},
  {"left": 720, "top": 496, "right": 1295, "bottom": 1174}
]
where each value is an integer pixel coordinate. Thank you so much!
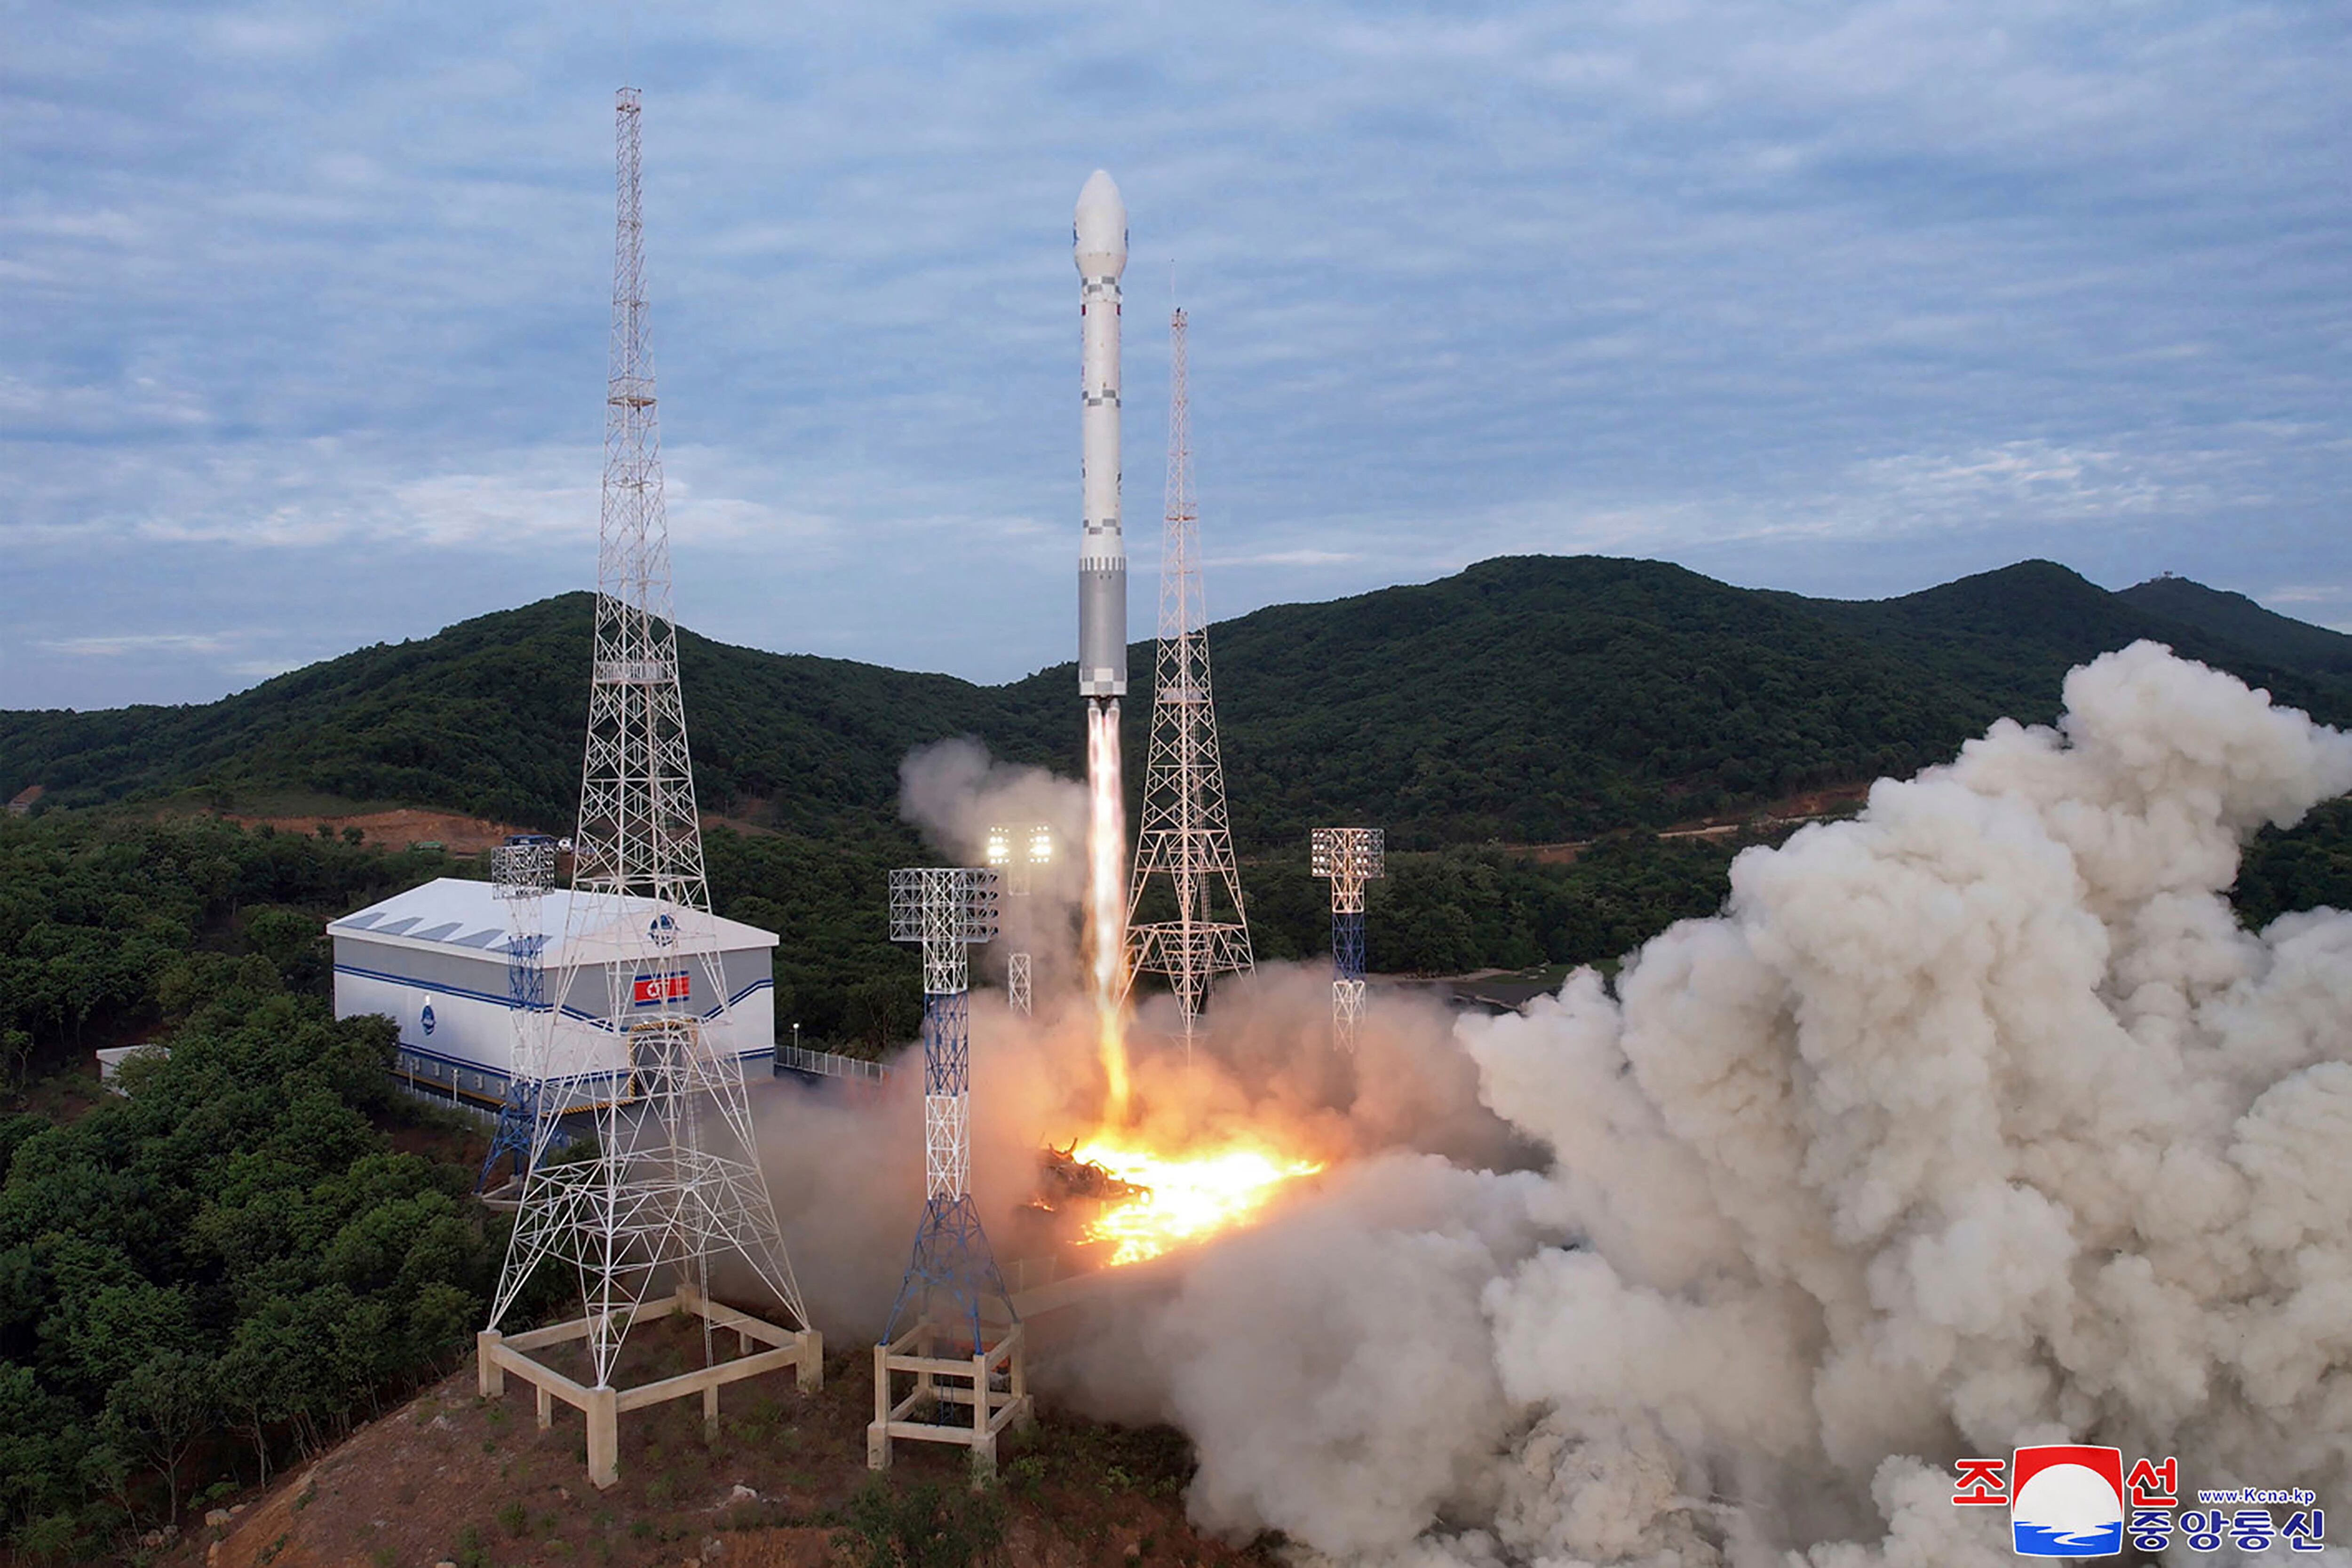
[{"left": 3, "top": 1, "right": 2347, "bottom": 710}]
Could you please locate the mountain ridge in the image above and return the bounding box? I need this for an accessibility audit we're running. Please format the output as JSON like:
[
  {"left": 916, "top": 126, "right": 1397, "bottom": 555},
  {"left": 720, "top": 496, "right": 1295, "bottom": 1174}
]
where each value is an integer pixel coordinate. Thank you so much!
[{"left": 5, "top": 555, "right": 2346, "bottom": 852}]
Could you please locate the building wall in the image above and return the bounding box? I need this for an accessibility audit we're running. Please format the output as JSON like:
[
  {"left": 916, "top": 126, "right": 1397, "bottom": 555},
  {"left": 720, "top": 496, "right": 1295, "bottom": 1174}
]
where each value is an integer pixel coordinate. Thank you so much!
[{"left": 334, "top": 934, "right": 775, "bottom": 1108}]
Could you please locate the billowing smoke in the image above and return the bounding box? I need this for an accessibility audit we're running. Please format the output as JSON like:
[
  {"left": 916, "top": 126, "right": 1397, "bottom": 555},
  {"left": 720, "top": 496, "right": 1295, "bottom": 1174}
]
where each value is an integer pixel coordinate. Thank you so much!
[
  {"left": 754, "top": 741, "right": 1528, "bottom": 1345},
  {"left": 1073, "top": 643, "right": 2352, "bottom": 1564},
  {"left": 898, "top": 737, "right": 1090, "bottom": 999},
  {"left": 754, "top": 965, "right": 1534, "bottom": 1346}
]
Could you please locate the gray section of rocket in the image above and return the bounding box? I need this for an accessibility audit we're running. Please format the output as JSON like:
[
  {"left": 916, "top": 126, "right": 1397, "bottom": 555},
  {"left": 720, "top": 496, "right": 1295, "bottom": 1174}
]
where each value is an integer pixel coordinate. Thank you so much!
[{"left": 1075, "top": 169, "right": 1128, "bottom": 701}]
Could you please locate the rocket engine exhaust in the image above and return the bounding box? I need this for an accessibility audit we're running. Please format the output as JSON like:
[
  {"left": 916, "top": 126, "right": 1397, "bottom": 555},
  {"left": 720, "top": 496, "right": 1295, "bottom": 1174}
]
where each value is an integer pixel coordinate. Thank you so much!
[{"left": 1087, "top": 701, "right": 1129, "bottom": 1121}]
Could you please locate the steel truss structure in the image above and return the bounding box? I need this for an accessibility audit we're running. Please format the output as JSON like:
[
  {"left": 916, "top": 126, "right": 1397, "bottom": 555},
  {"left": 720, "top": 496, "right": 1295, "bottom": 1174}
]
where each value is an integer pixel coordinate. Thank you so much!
[
  {"left": 480, "top": 90, "right": 815, "bottom": 1489},
  {"left": 986, "top": 824, "right": 1052, "bottom": 1019},
  {"left": 1311, "top": 828, "right": 1384, "bottom": 1051},
  {"left": 477, "top": 839, "right": 555, "bottom": 1192},
  {"left": 1126, "top": 309, "right": 1252, "bottom": 1050},
  {"left": 871, "top": 868, "right": 1032, "bottom": 1480}
]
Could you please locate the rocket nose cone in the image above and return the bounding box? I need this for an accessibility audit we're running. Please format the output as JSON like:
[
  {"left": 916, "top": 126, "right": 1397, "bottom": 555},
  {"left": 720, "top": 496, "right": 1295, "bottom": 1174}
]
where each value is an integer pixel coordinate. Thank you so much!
[{"left": 1074, "top": 169, "right": 1128, "bottom": 274}]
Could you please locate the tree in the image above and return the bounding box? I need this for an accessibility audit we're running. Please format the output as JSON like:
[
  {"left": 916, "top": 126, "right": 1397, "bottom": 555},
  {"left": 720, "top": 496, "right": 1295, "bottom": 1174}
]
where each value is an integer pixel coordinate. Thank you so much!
[{"left": 99, "top": 1352, "right": 215, "bottom": 1525}]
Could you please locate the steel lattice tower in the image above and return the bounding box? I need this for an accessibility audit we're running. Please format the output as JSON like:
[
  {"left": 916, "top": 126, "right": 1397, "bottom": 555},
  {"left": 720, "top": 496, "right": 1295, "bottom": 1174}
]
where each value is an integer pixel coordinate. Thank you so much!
[
  {"left": 1311, "top": 828, "right": 1383, "bottom": 1051},
  {"left": 486, "top": 89, "right": 808, "bottom": 1402},
  {"left": 882, "top": 868, "right": 1012, "bottom": 1349},
  {"left": 477, "top": 838, "right": 556, "bottom": 1192},
  {"left": 1125, "top": 309, "right": 1252, "bottom": 1050}
]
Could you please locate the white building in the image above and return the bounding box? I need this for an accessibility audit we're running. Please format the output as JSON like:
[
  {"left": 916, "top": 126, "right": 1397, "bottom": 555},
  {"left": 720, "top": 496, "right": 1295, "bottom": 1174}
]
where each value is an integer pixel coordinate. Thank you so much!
[{"left": 330, "top": 877, "right": 778, "bottom": 1109}]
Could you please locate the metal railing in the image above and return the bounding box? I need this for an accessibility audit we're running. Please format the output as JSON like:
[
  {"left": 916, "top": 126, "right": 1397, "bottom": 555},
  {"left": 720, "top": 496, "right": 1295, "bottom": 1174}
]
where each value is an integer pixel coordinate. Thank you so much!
[{"left": 773, "top": 1043, "right": 891, "bottom": 1084}]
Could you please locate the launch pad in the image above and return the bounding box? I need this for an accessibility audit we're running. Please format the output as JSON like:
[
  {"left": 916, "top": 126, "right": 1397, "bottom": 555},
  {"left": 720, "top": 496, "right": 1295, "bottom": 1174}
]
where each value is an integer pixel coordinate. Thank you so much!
[{"left": 475, "top": 1282, "right": 820, "bottom": 1489}]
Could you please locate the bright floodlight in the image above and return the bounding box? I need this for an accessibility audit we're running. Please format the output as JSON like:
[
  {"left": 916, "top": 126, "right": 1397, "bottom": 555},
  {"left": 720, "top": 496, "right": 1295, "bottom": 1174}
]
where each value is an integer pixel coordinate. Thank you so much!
[
  {"left": 985, "top": 827, "right": 1011, "bottom": 867},
  {"left": 1028, "top": 826, "right": 1054, "bottom": 865}
]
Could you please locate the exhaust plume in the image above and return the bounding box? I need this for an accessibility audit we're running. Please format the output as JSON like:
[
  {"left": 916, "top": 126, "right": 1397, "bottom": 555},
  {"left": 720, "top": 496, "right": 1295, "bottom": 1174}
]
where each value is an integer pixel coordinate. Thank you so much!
[{"left": 1070, "top": 643, "right": 2352, "bottom": 1563}]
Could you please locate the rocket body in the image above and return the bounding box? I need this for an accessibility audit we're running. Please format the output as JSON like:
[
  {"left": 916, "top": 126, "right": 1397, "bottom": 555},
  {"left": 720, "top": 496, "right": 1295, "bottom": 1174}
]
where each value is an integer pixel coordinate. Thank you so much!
[{"left": 1075, "top": 170, "right": 1128, "bottom": 700}]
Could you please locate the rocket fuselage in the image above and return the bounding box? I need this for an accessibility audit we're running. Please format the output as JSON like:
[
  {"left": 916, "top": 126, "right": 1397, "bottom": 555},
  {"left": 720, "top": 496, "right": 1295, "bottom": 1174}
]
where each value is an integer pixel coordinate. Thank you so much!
[{"left": 1075, "top": 170, "right": 1128, "bottom": 702}]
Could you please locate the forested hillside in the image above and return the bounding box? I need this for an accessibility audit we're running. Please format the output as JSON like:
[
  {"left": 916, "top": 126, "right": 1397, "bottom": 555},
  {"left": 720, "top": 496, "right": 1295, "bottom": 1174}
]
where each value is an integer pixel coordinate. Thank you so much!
[
  {"left": 0, "top": 818, "right": 551, "bottom": 1559},
  {"left": 9, "top": 556, "right": 2347, "bottom": 854},
  {"left": 2116, "top": 574, "right": 2352, "bottom": 676}
]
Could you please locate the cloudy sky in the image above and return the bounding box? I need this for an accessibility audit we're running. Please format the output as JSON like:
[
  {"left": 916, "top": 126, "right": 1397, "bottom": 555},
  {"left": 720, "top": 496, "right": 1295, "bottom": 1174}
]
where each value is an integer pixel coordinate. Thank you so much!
[{"left": 5, "top": 1, "right": 2346, "bottom": 709}]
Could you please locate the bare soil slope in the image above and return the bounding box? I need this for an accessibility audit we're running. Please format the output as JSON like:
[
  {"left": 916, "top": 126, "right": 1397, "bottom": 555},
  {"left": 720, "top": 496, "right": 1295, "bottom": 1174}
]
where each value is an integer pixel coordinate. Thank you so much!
[{"left": 171, "top": 1318, "right": 1255, "bottom": 1568}]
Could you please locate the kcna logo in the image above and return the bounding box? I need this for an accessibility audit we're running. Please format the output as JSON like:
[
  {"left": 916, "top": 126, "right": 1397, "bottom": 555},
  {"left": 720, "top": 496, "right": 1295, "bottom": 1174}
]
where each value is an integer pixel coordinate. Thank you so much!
[{"left": 1955, "top": 1447, "right": 2326, "bottom": 1556}]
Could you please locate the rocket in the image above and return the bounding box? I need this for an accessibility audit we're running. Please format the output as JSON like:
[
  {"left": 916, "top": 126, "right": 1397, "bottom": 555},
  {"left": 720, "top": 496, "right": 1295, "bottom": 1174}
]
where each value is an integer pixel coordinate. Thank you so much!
[{"left": 1074, "top": 170, "right": 1128, "bottom": 703}]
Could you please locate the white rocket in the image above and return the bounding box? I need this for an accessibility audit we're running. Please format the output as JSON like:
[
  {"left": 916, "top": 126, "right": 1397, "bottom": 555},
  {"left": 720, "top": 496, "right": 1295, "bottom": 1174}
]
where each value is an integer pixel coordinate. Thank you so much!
[{"left": 1074, "top": 170, "right": 1127, "bottom": 703}]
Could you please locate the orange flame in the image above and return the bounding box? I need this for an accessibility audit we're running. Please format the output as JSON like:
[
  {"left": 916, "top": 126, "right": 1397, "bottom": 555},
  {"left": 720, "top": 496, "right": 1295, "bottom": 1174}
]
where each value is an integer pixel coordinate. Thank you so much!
[{"left": 1073, "top": 1136, "right": 1322, "bottom": 1266}]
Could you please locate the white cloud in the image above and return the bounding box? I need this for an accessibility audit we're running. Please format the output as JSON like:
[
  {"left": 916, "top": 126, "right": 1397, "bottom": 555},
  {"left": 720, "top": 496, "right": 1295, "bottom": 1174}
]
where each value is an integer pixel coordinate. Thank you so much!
[
  {"left": 38, "top": 632, "right": 240, "bottom": 657},
  {"left": 2, "top": 0, "right": 2345, "bottom": 705}
]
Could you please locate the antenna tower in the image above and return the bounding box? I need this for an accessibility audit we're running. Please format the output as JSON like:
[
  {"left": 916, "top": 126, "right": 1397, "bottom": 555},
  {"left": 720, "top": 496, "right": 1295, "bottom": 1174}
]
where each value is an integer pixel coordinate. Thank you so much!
[
  {"left": 871, "top": 868, "right": 1032, "bottom": 1478},
  {"left": 1126, "top": 308, "right": 1252, "bottom": 1049},
  {"left": 476, "top": 837, "right": 555, "bottom": 1192},
  {"left": 1311, "top": 828, "right": 1383, "bottom": 1051},
  {"left": 480, "top": 88, "right": 817, "bottom": 1489}
]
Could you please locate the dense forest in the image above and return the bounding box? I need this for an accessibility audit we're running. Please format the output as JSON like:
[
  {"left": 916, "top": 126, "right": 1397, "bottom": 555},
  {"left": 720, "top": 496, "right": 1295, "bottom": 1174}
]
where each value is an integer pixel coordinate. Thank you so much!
[
  {"left": 5, "top": 553, "right": 2351, "bottom": 1052},
  {"left": 0, "top": 818, "right": 572, "bottom": 1560},
  {"left": 9, "top": 558, "right": 2349, "bottom": 853}
]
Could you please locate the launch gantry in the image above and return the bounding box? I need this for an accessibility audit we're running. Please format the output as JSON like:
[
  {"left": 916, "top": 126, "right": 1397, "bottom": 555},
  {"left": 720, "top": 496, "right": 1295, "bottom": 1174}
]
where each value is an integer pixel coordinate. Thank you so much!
[{"left": 1126, "top": 308, "right": 1253, "bottom": 1051}]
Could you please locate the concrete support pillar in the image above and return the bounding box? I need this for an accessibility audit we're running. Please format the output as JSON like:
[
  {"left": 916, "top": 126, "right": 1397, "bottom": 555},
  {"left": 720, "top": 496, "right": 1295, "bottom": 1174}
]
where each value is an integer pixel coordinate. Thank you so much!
[
  {"left": 969, "top": 1348, "right": 995, "bottom": 1483},
  {"left": 738, "top": 1329, "right": 754, "bottom": 1357},
  {"left": 586, "top": 1386, "right": 620, "bottom": 1489},
  {"left": 477, "top": 1330, "right": 505, "bottom": 1399},
  {"left": 867, "top": 1344, "right": 892, "bottom": 1471},
  {"left": 798, "top": 1329, "right": 824, "bottom": 1393},
  {"left": 702, "top": 1383, "right": 720, "bottom": 1440},
  {"left": 536, "top": 1384, "right": 552, "bottom": 1432}
]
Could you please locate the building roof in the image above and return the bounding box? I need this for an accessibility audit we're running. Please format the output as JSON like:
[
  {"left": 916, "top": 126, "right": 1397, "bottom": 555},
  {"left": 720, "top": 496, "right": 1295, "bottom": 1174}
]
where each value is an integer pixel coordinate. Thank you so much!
[{"left": 329, "top": 877, "right": 778, "bottom": 964}]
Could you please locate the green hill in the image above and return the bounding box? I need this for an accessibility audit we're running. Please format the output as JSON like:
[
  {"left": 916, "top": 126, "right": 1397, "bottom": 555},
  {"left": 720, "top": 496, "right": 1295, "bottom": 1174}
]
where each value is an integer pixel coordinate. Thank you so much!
[
  {"left": 2117, "top": 575, "right": 2352, "bottom": 677},
  {"left": 4, "top": 554, "right": 2349, "bottom": 1049},
  {"left": 6, "top": 556, "right": 2348, "bottom": 852}
]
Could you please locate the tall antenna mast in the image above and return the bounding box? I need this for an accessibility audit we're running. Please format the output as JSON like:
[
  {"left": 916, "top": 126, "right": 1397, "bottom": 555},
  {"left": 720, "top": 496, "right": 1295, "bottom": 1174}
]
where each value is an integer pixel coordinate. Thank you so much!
[
  {"left": 481, "top": 87, "right": 818, "bottom": 1489},
  {"left": 1126, "top": 308, "right": 1253, "bottom": 1051}
]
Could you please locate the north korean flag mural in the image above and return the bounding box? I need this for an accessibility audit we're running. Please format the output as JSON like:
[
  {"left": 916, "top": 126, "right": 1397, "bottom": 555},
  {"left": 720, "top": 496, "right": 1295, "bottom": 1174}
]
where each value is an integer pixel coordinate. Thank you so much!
[{"left": 632, "top": 971, "right": 691, "bottom": 1007}]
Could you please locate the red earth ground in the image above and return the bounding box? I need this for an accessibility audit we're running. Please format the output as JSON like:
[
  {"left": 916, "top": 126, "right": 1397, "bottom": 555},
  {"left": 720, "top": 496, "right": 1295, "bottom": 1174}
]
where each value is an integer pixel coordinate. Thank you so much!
[{"left": 162, "top": 1315, "right": 1266, "bottom": 1568}]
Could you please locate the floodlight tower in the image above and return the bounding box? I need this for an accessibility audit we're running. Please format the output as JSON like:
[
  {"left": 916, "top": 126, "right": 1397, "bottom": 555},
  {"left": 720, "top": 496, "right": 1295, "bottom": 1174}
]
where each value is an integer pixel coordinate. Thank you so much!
[
  {"left": 479, "top": 88, "right": 817, "bottom": 1492},
  {"left": 1127, "top": 309, "right": 1253, "bottom": 1052},
  {"left": 872, "top": 867, "right": 1031, "bottom": 1480},
  {"left": 477, "top": 836, "right": 555, "bottom": 1192},
  {"left": 985, "top": 825, "right": 1053, "bottom": 1019},
  {"left": 1310, "top": 828, "right": 1384, "bottom": 1051}
]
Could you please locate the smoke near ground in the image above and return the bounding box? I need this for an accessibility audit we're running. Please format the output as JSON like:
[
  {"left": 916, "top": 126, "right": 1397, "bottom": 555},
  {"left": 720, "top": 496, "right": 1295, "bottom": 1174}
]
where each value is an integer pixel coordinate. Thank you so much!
[
  {"left": 755, "top": 738, "right": 1529, "bottom": 1345},
  {"left": 753, "top": 644, "right": 2348, "bottom": 1563},
  {"left": 1083, "top": 643, "right": 2352, "bottom": 1564}
]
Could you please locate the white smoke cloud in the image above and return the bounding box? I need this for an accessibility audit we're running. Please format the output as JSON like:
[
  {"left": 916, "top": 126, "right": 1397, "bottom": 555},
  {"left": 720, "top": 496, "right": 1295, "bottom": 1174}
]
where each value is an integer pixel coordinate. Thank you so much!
[
  {"left": 1075, "top": 642, "right": 2352, "bottom": 1563},
  {"left": 898, "top": 736, "right": 1091, "bottom": 1001}
]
